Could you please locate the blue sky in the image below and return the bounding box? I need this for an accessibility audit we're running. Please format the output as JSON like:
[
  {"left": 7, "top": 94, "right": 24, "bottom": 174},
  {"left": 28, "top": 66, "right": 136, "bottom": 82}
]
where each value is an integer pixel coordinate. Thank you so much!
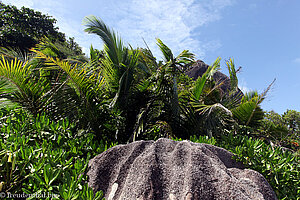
[{"left": 3, "top": 0, "right": 300, "bottom": 114}]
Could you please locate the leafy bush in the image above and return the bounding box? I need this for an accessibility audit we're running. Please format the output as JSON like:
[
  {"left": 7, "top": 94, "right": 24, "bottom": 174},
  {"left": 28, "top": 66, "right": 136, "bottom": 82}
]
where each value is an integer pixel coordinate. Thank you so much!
[
  {"left": 1, "top": 105, "right": 299, "bottom": 199},
  {"left": 189, "top": 133, "right": 300, "bottom": 200},
  {"left": 0, "top": 11, "right": 298, "bottom": 199},
  {"left": 259, "top": 110, "right": 300, "bottom": 151},
  {"left": 0, "top": 107, "right": 112, "bottom": 199}
]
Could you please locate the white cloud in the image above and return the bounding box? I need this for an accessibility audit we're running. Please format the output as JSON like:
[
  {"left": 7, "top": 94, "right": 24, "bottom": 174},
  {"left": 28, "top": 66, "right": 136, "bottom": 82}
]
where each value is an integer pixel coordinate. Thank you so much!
[
  {"left": 112, "top": 0, "right": 234, "bottom": 59},
  {"left": 2, "top": 0, "right": 235, "bottom": 58},
  {"left": 238, "top": 78, "right": 250, "bottom": 93},
  {"left": 293, "top": 57, "right": 300, "bottom": 64}
]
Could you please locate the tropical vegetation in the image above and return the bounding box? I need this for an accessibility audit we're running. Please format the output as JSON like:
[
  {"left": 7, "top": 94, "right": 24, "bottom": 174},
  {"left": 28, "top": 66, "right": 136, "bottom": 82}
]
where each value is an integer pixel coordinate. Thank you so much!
[{"left": 0, "top": 3, "right": 299, "bottom": 200}]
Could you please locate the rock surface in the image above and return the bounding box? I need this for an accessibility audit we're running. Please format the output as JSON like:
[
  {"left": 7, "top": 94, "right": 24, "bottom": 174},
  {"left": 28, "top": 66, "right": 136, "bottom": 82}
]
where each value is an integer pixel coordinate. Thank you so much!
[
  {"left": 87, "top": 138, "right": 277, "bottom": 200},
  {"left": 185, "top": 60, "right": 243, "bottom": 98}
]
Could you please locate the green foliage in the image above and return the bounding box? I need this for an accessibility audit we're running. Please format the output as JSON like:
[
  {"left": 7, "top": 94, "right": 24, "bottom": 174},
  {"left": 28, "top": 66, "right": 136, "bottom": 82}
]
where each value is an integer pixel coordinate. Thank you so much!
[
  {"left": 231, "top": 78, "right": 275, "bottom": 129},
  {"left": 260, "top": 111, "right": 289, "bottom": 139},
  {"left": 0, "top": 14, "right": 277, "bottom": 143},
  {"left": 0, "top": 3, "right": 84, "bottom": 59},
  {"left": 226, "top": 58, "right": 239, "bottom": 91},
  {"left": 0, "top": 107, "right": 109, "bottom": 199},
  {"left": 191, "top": 57, "right": 220, "bottom": 102},
  {"left": 83, "top": 16, "right": 153, "bottom": 142},
  {"left": 0, "top": 2, "right": 65, "bottom": 50},
  {"left": 0, "top": 55, "right": 51, "bottom": 115},
  {"left": 222, "top": 134, "right": 300, "bottom": 200},
  {"left": 0, "top": 8, "right": 297, "bottom": 200},
  {"left": 260, "top": 110, "right": 300, "bottom": 150},
  {"left": 189, "top": 133, "right": 300, "bottom": 200},
  {"left": 33, "top": 37, "right": 85, "bottom": 60},
  {"left": 283, "top": 109, "right": 300, "bottom": 135},
  {"left": 126, "top": 39, "right": 196, "bottom": 141},
  {"left": 84, "top": 16, "right": 124, "bottom": 67},
  {"left": 180, "top": 58, "right": 237, "bottom": 137},
  {"left": 0, "top": 43, "right": 117, "bottom": 140},
  {"left": 174, "top": 135, "right": 217, "bottom": 145},
  {"left": 65, "top": 37, "right": 84, "bottom": 56}
]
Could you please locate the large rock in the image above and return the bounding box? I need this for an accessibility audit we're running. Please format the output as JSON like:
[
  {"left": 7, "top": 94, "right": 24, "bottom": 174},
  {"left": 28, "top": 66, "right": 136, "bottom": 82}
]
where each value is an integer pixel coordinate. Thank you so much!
[
  {"left": 185, "top": 60, "right": 243, "bottom": 98},
  {"left": 87, "top": 138, "right": 277, "bottom": 200}
]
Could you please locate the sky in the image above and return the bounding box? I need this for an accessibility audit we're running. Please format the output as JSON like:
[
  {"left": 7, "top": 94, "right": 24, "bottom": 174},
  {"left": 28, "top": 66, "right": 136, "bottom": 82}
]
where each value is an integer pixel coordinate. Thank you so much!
[{"left": 3, "top": 0, "right": 300, "bottom": 114}]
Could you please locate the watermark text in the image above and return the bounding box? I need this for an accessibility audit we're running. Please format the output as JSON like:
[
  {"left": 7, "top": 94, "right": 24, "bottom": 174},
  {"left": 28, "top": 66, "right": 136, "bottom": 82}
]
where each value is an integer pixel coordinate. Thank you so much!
[{"left": 0, "top": 192, "right": 59, "bottom": 199}]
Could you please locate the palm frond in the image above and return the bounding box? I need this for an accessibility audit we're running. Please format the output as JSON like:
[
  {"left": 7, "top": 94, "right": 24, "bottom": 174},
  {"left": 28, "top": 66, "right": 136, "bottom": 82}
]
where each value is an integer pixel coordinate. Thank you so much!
[
  {"left": 140, "top": 38, "right": 159, "bottom": 70},
  {"left": 175, "top": 50, "right": 195, "bottom": 65},
  {"left": 136, "top": 79, "right": 151, "bottom": 92},
  {"left": 110, "top": 49, "right": 140, "bottom": 108},
  {"left": 33, "top": 49, "right": 109, "bottom": 128},
  {"left": 33, "top": 50, "right": 104, "bottom": 100},
  {"left": 231, "top": 98, "right": 263, "bottom": 127},
  {"left": 191, "top": 57, "right": 221, "bottom": 101},
  {"left": 84, "top": 16, "right": 124, "bottom": 66},
  {"left": 0, "top": 55, "right": 50, "bottom": 114},
  {"left": 156, "top": 38, "right": 173, "bottom": 63},
  {"left": 0, "top": 47, "right": 32, "bottom": 62},
  {"left": 33, "top": 37, "right": 62, "bottom": 58},
  {"left": 226, "top": 58, "right": 238, "bottom": 90},
  {"left": 89, "top": 45, "right": 98, "bottom": 61},
  {"left": 195, "top": 103, "right": 234, "bottom": 137},
  {"left": 232, "top": 79, "right": 275, "bottom": 127}
]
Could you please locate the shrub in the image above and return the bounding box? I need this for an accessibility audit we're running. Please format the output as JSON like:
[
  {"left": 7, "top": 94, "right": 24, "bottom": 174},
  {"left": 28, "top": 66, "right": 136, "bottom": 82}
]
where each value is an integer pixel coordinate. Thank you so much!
[
  {"left": 189, "top": 133, "right": 300, "bottom": 200},
  {"left": 0, "top": 107, "right": 113, "bottom": 199}
]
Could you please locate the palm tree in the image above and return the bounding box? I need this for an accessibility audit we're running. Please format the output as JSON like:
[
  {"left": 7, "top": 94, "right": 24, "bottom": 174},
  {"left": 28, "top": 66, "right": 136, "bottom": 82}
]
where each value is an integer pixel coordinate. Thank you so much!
[
  {"left": 232, "top": 80, "right": 275, "bottom": 129},
  {"left": 127, "top": 39, "right": 196, "bottom": 141},
  {"left": 181, "top": 57, "right": 234, "bottom": 137},
  {"left": 182, "top": 58, "right": 274, "bottom": 138},
  {"left": 0, "top": 38, "right": 118, "bottom": 141},
  {"left": 0, "top": 16, "right": 274, "bottom": 142},
  {"left": 84, "top": 16, "right": 151, "bottom": 142}
]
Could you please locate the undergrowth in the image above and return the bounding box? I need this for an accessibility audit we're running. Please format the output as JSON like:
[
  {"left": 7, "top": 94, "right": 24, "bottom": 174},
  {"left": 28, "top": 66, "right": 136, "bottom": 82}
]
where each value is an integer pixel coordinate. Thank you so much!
[
  {"left": 184, "top": 134, "right": 300, "bottom": 200},
  {"left": 1, "top": 107, "right": 299, "bottom": 199}
]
